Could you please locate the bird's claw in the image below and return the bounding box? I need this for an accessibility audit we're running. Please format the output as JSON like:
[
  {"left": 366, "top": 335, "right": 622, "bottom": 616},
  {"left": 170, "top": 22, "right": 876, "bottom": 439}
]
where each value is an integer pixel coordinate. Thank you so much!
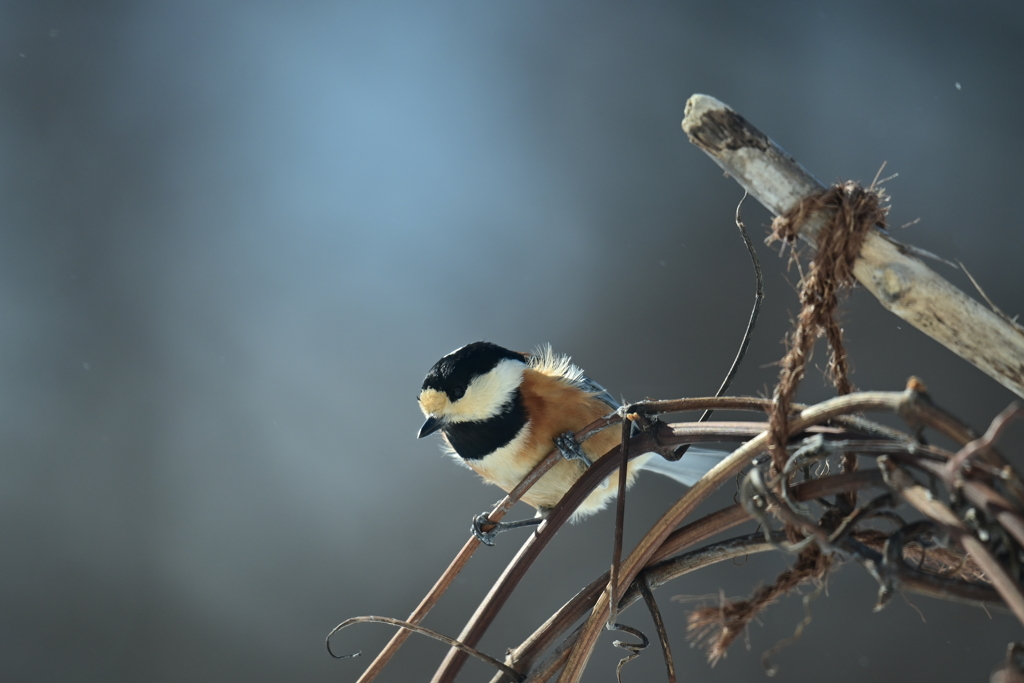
[
  {"left": 472, "top": 512, "right": 499, "bottom": 546},
  {"left": 555, "top": 431, "right": 592, "bottom": 467},
  {"left": 471, "top": 511, "right": 544, "bottom": 546}
]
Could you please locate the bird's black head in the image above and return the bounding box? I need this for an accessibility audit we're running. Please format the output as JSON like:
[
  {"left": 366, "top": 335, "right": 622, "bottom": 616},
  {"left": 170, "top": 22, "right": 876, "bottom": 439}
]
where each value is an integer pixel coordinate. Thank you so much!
[
  {"left": 417, "top": 342, "right": 527, "bottom": 438},
  {"left": 421, "top": 342, "right": 526, "bottom": 396}
]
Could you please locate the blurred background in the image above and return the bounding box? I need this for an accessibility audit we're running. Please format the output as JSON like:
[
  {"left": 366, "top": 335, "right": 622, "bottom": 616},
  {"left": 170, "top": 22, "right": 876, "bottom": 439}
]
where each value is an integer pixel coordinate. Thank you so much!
[{"left": 3, "top": 1, "right": 1023, "bottom": 681}]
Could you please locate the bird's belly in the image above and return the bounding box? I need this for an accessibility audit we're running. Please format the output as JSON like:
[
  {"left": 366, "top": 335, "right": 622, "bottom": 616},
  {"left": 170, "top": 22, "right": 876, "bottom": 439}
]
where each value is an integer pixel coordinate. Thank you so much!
[
  {"left": 466, "top": 421, "right": 646, "bottom": 516},
  {"left": 465, "top": 425, "right": 572, "bottom": 504}
]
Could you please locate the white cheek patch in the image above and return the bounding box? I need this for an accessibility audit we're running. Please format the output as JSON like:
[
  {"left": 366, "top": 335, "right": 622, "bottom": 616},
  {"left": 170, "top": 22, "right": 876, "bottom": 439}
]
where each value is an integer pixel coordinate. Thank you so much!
[
  {"left": 445, "top": 358, "right": 524, "bottom": 423},
  {"left": 465, "top": 422, "right": 534, "bottom": 485}
]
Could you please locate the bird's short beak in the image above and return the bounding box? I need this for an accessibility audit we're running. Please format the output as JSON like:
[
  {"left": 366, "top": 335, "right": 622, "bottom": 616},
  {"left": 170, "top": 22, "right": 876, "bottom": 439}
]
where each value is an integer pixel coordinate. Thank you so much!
[{"left": 418, "top": 415, "right": 444, "bottom": 438}]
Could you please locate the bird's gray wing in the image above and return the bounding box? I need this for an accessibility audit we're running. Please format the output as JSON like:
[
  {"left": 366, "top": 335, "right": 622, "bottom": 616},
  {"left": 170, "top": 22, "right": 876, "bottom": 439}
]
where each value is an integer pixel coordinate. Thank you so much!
[
  {"left": 576, "top": 374, "right": 621, "bottom": 412},
  {"left": 578, "top": 374, "right": 728, "bottom": 478}
]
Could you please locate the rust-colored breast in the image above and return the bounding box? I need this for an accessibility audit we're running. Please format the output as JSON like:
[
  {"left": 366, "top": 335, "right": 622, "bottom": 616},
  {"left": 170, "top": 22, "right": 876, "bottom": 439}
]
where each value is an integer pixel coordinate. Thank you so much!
[{"left": 466, "top": 369, "right": 643, "bottom": 517}]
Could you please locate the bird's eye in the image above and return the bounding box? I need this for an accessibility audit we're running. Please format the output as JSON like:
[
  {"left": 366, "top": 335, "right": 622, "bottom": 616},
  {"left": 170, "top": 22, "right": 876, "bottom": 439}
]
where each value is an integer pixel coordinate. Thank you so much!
[{"left": 450, "top": 384, "right": 466, "bottom": 400}]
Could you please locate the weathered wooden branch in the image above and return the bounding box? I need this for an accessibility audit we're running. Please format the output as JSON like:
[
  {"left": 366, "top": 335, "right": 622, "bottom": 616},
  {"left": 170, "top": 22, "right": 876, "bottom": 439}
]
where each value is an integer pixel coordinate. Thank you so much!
[{"left": 682, "top": 94, "right": 1024, "bottom": 399}]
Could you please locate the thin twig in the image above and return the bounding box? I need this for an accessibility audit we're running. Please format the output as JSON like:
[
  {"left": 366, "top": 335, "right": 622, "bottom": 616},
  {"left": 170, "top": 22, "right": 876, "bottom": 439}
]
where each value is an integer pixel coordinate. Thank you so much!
[
  {"left": 608, "top": 413, "right": 633, "bottom": 628},
  {"left": 327, "top": 616, "right": 523, "bottom": 681},
  {"left": 610, "top": 623, "right": 649, "bottom": 683},
  {"left": 958, "top": 260, "right": 1024, "bottom": 337},
  {"left": 639, "top": 576, "right": 677, "bottom": 683},
  {"left": 945, "top": 402, "right": 1024, "bottom": 480},
  {"left": 352, "top": 448, "right": 563, "bottom": 683},
  {"left": 699, "top": 190, "right": 764, "bottom": 423}
]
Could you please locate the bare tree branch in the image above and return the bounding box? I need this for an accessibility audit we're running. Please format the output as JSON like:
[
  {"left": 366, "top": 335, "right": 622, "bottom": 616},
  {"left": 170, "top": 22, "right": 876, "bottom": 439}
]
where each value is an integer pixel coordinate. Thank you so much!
[{"left": 682, "top": 94, "right": 1024, "bottom": 399}]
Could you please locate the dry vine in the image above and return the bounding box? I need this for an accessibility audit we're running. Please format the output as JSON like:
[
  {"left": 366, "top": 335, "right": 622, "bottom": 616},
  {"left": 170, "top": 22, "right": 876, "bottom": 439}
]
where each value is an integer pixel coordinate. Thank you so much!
[
  {"left": 330, "top": 95, "right": 1024, "bottom": 682},
  {"left": 331, "top": 389, "right": 1024, "bottom": 682}
]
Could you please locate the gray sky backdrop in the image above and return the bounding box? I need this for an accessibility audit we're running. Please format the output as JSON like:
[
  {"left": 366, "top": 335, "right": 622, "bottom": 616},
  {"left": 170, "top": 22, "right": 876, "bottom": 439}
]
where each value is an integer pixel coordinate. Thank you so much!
[{"left": 3, "top": 1, "right": 1024, "bottom": 681}]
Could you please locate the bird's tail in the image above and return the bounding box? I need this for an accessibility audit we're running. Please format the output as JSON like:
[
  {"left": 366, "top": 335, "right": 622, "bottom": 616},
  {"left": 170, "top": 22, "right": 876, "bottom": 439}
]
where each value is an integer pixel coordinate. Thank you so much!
[{"left": 635, "top": 448, "right": 728, "bottom": 487}]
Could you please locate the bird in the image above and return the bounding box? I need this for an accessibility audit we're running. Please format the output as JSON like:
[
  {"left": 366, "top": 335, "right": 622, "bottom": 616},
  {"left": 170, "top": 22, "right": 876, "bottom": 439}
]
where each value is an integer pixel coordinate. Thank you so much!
[{"left": 416, "top": 341, "right": 724, "bottom": 542}]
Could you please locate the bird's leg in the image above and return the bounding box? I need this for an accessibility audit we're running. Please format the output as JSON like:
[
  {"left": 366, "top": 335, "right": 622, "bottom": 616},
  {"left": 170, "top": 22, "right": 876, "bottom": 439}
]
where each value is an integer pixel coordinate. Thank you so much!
[
  {"left": 471, "top": 511, "right": 543, "bottom": 546},
  {"left": 554, "top": 431, "right": 593, "bottom": 467}
]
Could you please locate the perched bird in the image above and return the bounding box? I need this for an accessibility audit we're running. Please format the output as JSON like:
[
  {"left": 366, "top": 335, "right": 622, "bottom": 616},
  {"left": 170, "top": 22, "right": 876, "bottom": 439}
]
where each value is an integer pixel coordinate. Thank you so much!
[{"left": 417, "top": 341, "right": 723, "bottom": 539}]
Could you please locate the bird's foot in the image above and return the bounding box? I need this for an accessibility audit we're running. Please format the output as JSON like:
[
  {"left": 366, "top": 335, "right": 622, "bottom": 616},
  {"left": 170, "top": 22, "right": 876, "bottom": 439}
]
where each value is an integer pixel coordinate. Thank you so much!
[
  {"left": 555, "top": 431, "right": 592, "bottom": 467},
  {"left": 471, "top": 512, "right": 543, "bottom": 546}
]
